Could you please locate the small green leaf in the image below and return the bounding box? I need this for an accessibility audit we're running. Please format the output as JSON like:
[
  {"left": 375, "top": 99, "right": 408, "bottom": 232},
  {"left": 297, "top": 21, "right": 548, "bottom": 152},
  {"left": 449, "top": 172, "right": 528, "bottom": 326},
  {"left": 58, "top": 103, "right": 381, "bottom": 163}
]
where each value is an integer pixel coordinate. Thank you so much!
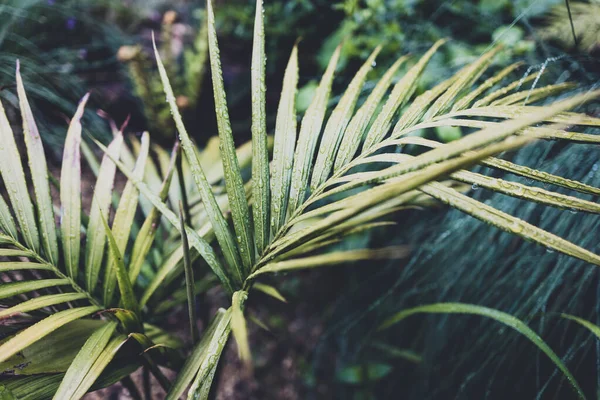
[
  {"left": 249, "top": 247, "right": 408, "bottom": 280},
  {"left": 0, "top": 195, "right": 17, "bottom": 240},
  {"left": 253, "top": 283, "right": 287, "bottom": 303}
]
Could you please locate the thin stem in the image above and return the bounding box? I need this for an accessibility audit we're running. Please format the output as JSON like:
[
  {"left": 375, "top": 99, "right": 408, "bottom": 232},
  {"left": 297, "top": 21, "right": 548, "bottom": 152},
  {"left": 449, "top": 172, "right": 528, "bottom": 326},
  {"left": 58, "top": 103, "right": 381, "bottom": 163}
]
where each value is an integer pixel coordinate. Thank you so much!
[{"left": 565, "top": 0, "right": 579, "bottom": 48}]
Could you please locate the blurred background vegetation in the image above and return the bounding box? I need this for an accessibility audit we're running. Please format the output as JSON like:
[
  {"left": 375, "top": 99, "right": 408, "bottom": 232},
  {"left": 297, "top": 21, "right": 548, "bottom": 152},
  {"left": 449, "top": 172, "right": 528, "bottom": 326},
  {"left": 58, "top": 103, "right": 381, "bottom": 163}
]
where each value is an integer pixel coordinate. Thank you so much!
[{"left": 1, "top": 0, "right": 599, "bottom": 398}]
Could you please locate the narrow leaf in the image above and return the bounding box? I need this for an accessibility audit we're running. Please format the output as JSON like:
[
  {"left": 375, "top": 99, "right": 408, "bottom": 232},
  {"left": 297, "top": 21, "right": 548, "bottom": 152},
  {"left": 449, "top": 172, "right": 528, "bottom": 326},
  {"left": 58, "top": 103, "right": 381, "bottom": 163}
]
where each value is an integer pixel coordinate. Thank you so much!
[
  {"left": 378, "top": 303, "right": 584, "bottom": 399},
  {"left": 420, "top": 182, "right": 600, "bottom": 266},
  {"left": 253, "top": 282, "right": 287, "bottom": 302},
  {"left": 0, "top": 306, "right": 101, "bottom": 364},
  {"left": 0, "top": 293, "right": 87, "bottom": 319},
  {"left": 249, "top": 247, "right": 409, "bottom": 280},
  {"left": 0, "top": 279, "right": 70, "bottom": 300},
  {"left": 103, "top": 133, "right": 149, "bottom": 305},
  {"left": 129, "top": 143, "right": 178, "bottom": 283},
  {"left": 0, "top": 93, "right": 39, "bottom": 252},
  {"left": 53, "top": 322, "right": 118, "bottom": 400},
  {"left": 251, "top": 0, "right": 270, "bottom": 255},
  {"left": 57, "top": 335, "right": 128, "bottom": 400},
  {"left": 100, "top": 213, "right": 139, "bottom": 316},
  {"left": 60, "top": 94, "right": 89, "bottom": 280},
  {"left": 207, "top": 0, "right": 255, "bottom": 271},
  {"left": 165, "top": 308, "right": 231, "bottom": 400},
  {"left": 16, "top": 62, "right": 58, "bottom": 264},
  {"left": 0, "top": 195, "right": 17, "bottom": 239},
  {"left": 270, "top": 44, "right": 299, "bottom": 237},
  {"left": 85, "top": 133, "right": 123, "bottom": 292}
]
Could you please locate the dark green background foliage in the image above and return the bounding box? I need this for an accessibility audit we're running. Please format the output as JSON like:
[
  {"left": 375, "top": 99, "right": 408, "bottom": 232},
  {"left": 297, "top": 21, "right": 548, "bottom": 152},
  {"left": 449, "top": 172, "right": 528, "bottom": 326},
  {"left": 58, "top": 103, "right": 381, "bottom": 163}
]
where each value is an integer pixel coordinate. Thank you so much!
[{"left": 1, "top": 0, "right": 600, "bottom": 399}]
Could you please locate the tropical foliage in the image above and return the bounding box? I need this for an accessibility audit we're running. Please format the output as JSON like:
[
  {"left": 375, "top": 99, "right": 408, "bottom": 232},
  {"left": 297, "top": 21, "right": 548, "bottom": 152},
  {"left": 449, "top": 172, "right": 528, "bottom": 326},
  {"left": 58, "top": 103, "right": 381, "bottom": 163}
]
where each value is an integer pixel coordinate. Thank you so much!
[{"left": 1, "top": 0, "right": 600, "bottom": 398}]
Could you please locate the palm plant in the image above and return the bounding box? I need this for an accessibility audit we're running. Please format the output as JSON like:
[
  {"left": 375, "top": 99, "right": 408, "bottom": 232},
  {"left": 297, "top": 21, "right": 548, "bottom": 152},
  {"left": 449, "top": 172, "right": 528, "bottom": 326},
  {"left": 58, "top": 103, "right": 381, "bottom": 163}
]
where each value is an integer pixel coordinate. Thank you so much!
[{"left": 2, "top": 0, "right": 600, "bottom": 398}]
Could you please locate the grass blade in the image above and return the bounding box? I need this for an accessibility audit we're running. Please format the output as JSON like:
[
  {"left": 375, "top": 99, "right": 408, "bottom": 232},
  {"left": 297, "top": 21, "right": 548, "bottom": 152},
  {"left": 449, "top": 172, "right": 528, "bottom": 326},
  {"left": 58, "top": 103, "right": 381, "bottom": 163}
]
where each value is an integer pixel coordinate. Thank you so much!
[
  {"left": 0, "top": 306, "right": 101, "bottom": 364},
  {"left": 180, "top": 202, "right": 199, "bottom": 344},
  {"left": 60, "top": 94, "right": 89, "bottom": 280},
  {"left": 251, "top": 0, "right": 270, "bottom": 255},
  {"left": 103, "top": 133, "right": 149, "bottom": 305},
  {"left": 231, "top": 290, "right": 250, "bottom": 364},
  {"left": 561, "top": 313, "right": 600, "bottom": 338},
  {"left": 287, "top": 43, "right": 342, "bottom": 214},
  {"left": 207, "top": 0, "right": 255, "bottom": 272},
  {"left": 85, "top": 134, "right": 123, "bottom": 292},
  {"left": 152, "top": 33, "right": 243, "bottom": 287},
  {"left": 311, "top": 45, "right": 382, "bottom": 190},
  {"left": 270, "top": 44, "right": 299, "bottom": 237},
  {"left": 0, "top": 92, "right": 39, "bottom": 252},
  {"left": 53, "top": 321, "right": 118, "bottom": 399},
  {"left": 378, "top": 303, "right": 584, "bottom": 399},
  {"left": 16, "top": 62, "right": 58, "bottom": 264},
  {"left": 100, "top": 213, "right": 140, "bottom": 316}
]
